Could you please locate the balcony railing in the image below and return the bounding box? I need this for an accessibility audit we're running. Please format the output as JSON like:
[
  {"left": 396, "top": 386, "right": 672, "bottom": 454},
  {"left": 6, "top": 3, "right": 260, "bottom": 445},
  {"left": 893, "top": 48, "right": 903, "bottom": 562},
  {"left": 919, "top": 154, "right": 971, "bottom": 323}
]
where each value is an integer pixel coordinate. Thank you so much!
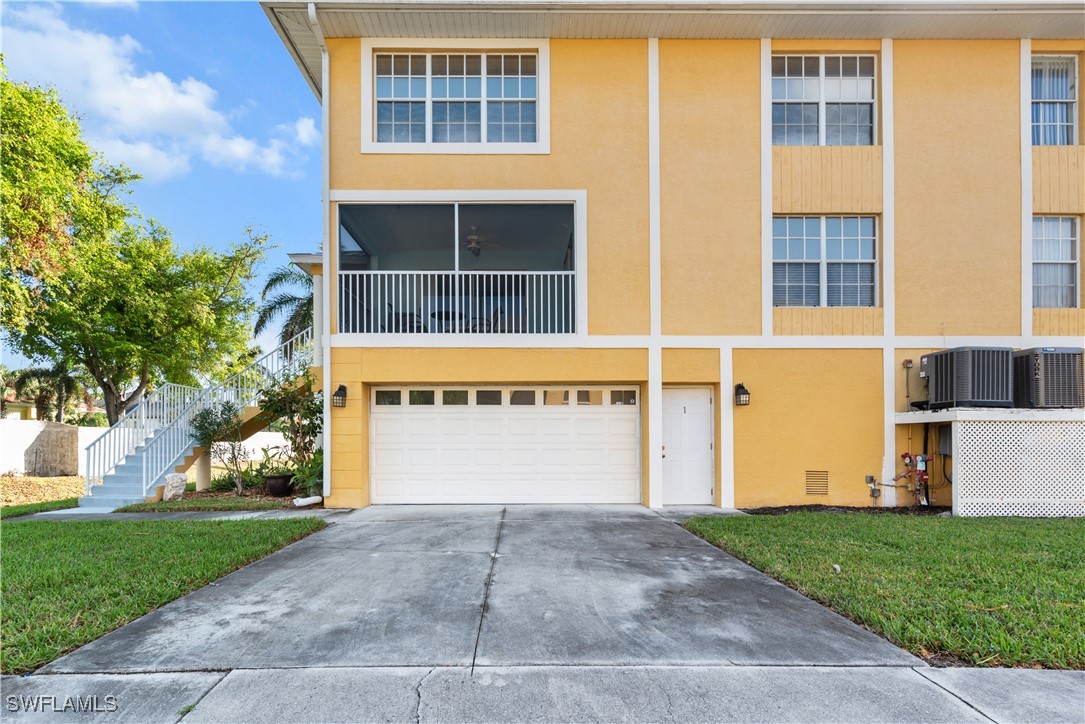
[{"left": 339, "top": 271, "right": 576, "bottom": 334}]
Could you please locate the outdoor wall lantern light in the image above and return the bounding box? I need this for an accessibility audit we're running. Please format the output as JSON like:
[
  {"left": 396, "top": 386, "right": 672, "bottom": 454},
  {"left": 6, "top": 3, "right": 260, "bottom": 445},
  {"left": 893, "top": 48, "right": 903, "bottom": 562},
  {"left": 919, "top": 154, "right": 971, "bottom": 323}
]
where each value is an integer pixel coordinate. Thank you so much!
[
  {"left": 734, "top": 383, "right": 751, "bottom": 407},
  {"left": 332, "top": 385, "right": 348, "bottom": 408}
]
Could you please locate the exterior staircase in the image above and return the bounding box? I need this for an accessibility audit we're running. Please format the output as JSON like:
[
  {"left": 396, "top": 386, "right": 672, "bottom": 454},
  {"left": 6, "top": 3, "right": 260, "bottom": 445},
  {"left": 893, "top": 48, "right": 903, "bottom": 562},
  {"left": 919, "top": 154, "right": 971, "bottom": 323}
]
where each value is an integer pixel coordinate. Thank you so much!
[{"left": 81, "top": 328, "right": 314, "bottom": 510}]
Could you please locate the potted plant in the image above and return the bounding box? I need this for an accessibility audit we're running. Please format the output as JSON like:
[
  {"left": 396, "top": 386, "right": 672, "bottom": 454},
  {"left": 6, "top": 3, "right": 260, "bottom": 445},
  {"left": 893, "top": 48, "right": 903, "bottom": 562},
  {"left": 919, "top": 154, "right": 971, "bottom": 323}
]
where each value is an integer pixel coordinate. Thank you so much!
[{"left": 256, "top": 446, "right": 295, "bottom": 497}]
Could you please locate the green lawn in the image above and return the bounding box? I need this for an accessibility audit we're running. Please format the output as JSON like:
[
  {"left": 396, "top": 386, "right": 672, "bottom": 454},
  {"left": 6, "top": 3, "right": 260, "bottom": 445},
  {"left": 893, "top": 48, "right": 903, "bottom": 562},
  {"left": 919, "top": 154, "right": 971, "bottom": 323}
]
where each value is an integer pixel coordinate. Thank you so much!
[
  {"left": 115, "top": 498, "right": 290, "bottom": 513},
  {"left": 1, "top": 517, "right": 325, "bottom": 673},
  {"left": 686, "top": 513, "right": 1085, "bottom": 669},
  {"left": 0, "top": 498, "right": 79, "bottom": 519}
]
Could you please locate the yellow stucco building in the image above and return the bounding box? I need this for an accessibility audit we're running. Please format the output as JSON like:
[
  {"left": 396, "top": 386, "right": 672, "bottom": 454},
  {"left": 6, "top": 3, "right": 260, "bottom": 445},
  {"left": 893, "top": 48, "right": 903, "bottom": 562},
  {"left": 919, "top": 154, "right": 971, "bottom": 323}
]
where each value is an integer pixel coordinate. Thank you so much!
[{"left": 263, "top": 1, "right": 1085, "bottom": 510}]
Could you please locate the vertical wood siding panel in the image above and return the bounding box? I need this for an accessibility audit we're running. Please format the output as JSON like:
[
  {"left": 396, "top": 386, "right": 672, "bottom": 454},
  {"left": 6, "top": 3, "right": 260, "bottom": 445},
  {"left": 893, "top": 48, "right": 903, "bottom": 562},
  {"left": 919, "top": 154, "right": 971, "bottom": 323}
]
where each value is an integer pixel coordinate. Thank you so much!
[
  {"left": 772, "top": 146, "right": 883, "bottom": 213},
  {"left": 1033, "top": 147, "right": 1085, "bottom": 214}
]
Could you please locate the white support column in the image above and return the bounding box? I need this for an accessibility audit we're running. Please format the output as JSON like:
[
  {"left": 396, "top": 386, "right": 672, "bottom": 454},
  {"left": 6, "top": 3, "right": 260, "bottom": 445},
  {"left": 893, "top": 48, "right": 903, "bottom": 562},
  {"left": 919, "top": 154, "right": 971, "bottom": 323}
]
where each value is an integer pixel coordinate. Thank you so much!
[
  {"left": 646, "top": 37, "right": 664, "bottom": 509},
  {"left": 881, "top": 345, "right": 898, "bottom": 506},
  {"left": 648, "top": 38, "right": 661, "bottom": 338},
  {"left": 880, "top": 38, "right": 897, "bottom": 508},
  {"left": 760, "top": 38, "right": 773, "bottom": 337},
  {"left": 1020, "top": 39, "right": 1034, "bottom": 336},
  {"left": 648, "top": 346, "right": 664, "bottom": 509},
  {"left": 718, "top": 346, "right": 735, "bottom": 509},
  {"left": 310, "top": 2, "right": 332, "bottom": 499},
  {"left": 312, "top": 273, "right": 324, "bottom": 367},
  {"left": 881, "top": 39, "right": 896, "bottom": 338}
]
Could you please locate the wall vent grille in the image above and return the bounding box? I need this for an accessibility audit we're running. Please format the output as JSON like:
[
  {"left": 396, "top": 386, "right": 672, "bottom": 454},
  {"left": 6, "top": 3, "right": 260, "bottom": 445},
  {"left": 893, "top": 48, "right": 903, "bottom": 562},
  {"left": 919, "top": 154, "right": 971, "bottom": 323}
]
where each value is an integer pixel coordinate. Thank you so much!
[{"left": 805, "top": 470, "right": 829, "bottom": 496}]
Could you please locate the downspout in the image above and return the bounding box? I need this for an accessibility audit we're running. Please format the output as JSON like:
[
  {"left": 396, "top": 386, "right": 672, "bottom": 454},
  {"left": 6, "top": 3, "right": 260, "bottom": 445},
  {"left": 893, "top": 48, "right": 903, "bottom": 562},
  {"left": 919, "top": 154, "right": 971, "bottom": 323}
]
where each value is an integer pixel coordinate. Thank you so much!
[{"left": 309, "top": 2, "right": 332, "bottom": 499}]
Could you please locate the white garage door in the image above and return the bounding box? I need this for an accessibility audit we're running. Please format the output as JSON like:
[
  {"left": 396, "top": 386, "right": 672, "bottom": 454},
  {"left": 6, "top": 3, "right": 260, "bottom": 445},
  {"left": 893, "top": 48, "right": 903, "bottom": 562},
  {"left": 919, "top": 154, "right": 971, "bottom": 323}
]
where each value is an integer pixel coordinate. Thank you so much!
[{"left": 370, "top": 386, "right": 641, "bottom": 504}]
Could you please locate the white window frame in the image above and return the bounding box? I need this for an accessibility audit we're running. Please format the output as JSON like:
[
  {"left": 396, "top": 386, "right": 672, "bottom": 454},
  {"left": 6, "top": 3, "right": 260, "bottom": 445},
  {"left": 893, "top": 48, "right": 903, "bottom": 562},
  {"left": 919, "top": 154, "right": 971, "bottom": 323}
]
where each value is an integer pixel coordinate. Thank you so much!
[
  {"left": 1031, "top": 55, "right": 1079, "bottom": 147},
  {"left": 330, "top": 188, "right": 588, "bottom": 341},
  {"left": 1032, "top": 215, "right": 1080, "bottom": 309},
  {"left": 361, "top": 39, "right": 551, "bottom": 155},
  {"left": 771, "top": 215, "right": 880, "bottom": 308},
  {"left": 771, "top": 54, "right": 879, "bottom": 147}
]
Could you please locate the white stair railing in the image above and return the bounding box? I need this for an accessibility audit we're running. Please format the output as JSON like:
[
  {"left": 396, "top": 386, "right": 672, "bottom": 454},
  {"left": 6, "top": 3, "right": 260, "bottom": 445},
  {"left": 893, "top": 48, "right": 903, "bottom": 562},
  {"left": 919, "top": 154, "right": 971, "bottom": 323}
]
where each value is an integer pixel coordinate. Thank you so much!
[
  {"left": 84, "top": 383, "right": 202, "bottom": 495},
  {"left": 139, "top": 327, "right": 315, "bottom": 498}
]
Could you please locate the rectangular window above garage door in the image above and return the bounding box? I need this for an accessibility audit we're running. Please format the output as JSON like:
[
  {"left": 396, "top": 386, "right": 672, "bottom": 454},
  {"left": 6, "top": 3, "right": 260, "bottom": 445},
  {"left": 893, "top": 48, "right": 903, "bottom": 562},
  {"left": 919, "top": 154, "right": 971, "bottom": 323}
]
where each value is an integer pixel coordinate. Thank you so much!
[
  {"left": 372, "top": 387, "right": 639, "bottom": 407},
  {"left": 375, "top": 390, "right": 401, "bottom": 405}
]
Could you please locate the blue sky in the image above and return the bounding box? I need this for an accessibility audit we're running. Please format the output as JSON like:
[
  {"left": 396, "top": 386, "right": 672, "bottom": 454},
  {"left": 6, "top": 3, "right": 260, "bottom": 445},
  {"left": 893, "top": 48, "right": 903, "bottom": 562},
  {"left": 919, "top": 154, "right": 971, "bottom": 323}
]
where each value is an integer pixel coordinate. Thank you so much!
[{"left": 2, "top": 0, "right": 321, "bottom": 368}]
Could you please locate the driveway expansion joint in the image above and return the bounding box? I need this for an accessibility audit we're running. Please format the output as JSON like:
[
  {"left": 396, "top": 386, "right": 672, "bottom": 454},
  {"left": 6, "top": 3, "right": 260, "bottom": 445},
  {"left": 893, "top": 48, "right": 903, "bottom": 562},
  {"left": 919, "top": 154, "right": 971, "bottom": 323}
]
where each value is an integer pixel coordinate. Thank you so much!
[
  {"left": 910, "top": 667, "right": 1000, "bottom": 723},
  {"left": 174, "top": 670, "right": 228, "bottom": 723},
  {"left": 470, "top": 506, "right": 506, "bottom": 674}
]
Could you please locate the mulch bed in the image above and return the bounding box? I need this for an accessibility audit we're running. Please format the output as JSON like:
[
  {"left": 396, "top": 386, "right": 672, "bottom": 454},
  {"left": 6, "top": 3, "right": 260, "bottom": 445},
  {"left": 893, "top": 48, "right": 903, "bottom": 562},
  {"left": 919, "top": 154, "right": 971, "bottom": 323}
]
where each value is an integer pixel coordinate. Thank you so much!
[
  {"left": 743, "top": 504, "right": 952, "bottom": 516},
  {"left": 183, "top": 490, "right": 295, "bottom": 507},
  {"left": 1, "top": 474, "right": 85, "bottom": 507}
]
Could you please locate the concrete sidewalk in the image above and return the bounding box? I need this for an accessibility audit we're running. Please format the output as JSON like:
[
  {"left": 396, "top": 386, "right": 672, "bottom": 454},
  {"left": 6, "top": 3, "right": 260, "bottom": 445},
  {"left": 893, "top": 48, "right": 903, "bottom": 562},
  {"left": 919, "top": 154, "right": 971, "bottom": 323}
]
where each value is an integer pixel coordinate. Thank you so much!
[{"left": 4, "top": 665, "right": 1082, "bottom": 723}]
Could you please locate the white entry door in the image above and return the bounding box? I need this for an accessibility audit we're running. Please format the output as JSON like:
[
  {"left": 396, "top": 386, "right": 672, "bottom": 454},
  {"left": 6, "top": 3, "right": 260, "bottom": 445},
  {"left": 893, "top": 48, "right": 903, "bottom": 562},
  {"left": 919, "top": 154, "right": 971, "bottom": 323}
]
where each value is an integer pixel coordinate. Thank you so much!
[
  {"left": 370, "top": 386, "right": 641, "bottom": 504},
  {"left": 662, "top": 387, "right": 714, "bottom": 505}
]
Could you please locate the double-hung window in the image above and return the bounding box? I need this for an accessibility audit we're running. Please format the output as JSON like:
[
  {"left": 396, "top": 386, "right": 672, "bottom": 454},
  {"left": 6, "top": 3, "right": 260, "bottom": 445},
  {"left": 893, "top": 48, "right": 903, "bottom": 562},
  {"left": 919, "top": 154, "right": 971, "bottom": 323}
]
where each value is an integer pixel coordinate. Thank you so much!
[
  {"left": 772, "top": 55, "right": 877, "bottom": 146},
  {"left": 1033, "top": 216, "right": 1079, "bottom": 308},
  {"left": 364, "top": 41, "right": 549, "bottom": 153},
  {"left": 773, "top": 216, "right": 877, "bottom": 307},
  {"left": 1032, "top": 57, "right": 1078, "bottom": 146}
]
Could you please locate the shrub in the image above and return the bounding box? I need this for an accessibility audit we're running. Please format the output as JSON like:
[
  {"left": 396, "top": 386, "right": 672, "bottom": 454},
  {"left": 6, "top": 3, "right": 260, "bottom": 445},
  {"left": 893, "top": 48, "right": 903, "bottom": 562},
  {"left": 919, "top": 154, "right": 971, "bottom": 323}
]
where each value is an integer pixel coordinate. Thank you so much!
[{"left": 190, "top": 402, "right": 248, "bottom": 495}]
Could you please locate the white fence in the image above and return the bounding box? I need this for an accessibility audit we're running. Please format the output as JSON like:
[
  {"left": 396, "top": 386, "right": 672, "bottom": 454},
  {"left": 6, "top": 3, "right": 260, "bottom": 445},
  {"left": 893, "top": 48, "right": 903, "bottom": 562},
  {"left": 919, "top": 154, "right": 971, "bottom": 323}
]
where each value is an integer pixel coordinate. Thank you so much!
[
  {"left": 0, "top": 420, "right": 288, "bottom": 478},
  {"left": 0, "top": 421, "right": 108, "bottom": 477}
]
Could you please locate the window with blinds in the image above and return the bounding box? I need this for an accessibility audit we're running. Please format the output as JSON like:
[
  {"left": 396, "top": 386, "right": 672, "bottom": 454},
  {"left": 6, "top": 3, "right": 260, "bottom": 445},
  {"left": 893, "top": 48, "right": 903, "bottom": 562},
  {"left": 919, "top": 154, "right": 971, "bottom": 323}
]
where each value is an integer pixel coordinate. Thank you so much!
[
  {"left": 1032, "top": 57, "right": 1078, "bottom": 146},
  {"left": 772, "top": 216, "right": 878, "bottom": 308},
  {"left": 1033, "top": 216, "right": 1080, "bottom": 309}
]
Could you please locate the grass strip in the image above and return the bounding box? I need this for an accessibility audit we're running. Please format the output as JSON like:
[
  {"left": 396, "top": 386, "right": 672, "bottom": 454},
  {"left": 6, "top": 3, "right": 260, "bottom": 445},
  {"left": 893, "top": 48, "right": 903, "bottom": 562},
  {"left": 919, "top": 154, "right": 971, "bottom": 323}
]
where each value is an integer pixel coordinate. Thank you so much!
[
  {"left": 685, "top": 512, "right": 1085, "bottom": 669},
  {"left": 1, "top": 517, "right": 324, "bottom": 673},
  {"left": 1, "top": 498, "right": 79, "bottom": 519}
]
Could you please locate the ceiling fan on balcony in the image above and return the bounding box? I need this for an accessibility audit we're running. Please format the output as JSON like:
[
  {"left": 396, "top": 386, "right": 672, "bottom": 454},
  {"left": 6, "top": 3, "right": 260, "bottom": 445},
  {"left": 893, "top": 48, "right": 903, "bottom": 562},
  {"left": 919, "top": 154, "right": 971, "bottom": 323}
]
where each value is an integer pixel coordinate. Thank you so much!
[{"left": 457, "top": 225, "right": 506, "bottom": 257}]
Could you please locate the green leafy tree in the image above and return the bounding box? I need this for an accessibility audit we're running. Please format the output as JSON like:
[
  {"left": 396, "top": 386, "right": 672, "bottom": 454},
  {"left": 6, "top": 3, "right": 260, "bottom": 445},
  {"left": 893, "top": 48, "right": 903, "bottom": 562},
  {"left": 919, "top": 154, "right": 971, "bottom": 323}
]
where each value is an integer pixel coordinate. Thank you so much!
[
  {"left": 0, "top": 61, "right": 133, "bottom": 330},
  {"left": 254, "top": 265, "right": 313, "bottom": 347},
  {"left": 9, "top": 223, "right": 267, "bottom": 425}
]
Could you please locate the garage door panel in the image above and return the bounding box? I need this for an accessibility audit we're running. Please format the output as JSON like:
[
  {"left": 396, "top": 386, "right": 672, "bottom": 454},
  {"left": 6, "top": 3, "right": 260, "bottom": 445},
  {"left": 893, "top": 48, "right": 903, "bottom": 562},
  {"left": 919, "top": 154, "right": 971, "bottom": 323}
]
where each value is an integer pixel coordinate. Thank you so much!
[{"left": 370, "top": 387, "right": 640, "bottom": 504}]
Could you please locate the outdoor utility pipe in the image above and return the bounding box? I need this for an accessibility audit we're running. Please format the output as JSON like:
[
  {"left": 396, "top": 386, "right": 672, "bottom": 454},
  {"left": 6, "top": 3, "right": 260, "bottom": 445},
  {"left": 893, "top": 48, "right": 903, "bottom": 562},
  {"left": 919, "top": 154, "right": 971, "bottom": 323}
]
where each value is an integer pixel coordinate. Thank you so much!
[{"left": 309, "top": 2, "right": 332, "bottom": 500}]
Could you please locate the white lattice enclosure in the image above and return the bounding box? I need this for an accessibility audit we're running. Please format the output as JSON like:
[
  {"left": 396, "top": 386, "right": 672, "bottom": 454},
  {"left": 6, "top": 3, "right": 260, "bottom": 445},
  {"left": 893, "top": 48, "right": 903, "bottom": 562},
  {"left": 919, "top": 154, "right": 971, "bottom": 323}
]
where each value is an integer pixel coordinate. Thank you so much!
[{"left": 897, "top": 409, "right": 1085, "bottom": 517}]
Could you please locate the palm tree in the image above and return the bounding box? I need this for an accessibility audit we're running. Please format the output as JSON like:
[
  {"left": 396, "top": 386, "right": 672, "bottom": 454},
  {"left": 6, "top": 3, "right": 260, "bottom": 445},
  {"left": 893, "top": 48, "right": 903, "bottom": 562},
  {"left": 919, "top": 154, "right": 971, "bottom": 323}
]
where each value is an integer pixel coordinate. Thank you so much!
[
  {"left": 15, "top": 363, "right": 84, "bottom": 423},
  {"left": 254, "top": 265, "right": 313, "bottom": 348},
  {"left": 0, "top": 365, "right": 17, "bottom": 417}
]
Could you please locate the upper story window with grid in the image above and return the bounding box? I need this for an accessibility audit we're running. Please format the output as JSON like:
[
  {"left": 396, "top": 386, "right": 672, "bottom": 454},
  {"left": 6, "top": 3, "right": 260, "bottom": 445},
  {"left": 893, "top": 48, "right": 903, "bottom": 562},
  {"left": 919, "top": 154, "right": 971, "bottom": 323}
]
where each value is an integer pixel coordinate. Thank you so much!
[
  {"left": 772, "top": 56, "right": 877, "bottom": 146},
  {"left": 1033, "top": 216, "right": 1079, "bottom": 308},
  {"left": 1032, "top": 57, "right": 1078, "bottom": 146},
  {"left": 363, "top": 42, "right": 550, "bottom": 154},
  {"left": 773, "top": 216, "right": 878, "bottom": 307}
]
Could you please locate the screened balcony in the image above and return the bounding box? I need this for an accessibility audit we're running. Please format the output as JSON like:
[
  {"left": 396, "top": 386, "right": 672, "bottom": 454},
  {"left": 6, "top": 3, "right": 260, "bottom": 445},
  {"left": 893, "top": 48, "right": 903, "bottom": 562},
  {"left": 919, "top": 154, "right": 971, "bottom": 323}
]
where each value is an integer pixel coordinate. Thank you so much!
[{"left": 338, "top": 202, "right": 577, "bottom": 334}]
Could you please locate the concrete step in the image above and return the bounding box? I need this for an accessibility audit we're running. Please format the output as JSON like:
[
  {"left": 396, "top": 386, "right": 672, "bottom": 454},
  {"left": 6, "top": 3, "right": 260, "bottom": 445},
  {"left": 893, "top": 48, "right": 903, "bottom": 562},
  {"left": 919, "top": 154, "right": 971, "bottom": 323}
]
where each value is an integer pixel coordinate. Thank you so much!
[
  {"left": 92, "top": 484, "right": 143, "bottom": 494},
  {"left": 78, "top": 494, "right": 145, "bottom": 509}
]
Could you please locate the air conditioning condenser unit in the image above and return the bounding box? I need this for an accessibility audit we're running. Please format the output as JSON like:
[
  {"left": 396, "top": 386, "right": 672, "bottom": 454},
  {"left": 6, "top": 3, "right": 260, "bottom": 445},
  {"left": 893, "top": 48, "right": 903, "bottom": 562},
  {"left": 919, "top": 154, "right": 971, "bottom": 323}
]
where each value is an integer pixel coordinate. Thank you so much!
[
  {"left": 1013, "top": 347, "right": 1085, "bottom": 408},
  {"left": 919, "top": 347, "right": 1013, "bottom": 410}
]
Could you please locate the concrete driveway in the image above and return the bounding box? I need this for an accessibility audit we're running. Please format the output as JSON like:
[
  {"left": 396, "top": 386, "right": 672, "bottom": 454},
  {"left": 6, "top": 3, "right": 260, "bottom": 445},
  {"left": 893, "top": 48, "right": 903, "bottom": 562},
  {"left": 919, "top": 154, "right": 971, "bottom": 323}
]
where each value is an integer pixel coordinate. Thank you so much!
[{"left": 11, "top": 506, "right": 1084, "bottom": 722}]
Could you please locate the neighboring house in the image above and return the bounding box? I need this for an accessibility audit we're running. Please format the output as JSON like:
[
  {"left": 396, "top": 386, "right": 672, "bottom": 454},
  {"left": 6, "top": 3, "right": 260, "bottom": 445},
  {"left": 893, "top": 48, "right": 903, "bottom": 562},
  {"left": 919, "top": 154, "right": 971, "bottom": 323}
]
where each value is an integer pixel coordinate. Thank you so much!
[{"left": 262, "top": 0, "right": 1085, "bottom": 510}]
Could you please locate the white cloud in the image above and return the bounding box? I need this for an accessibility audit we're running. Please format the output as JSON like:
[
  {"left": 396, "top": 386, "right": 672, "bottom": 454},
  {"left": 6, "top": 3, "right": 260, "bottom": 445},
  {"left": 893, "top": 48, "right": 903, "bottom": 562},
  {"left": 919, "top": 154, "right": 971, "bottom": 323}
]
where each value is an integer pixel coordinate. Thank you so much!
[
  {"left": 2, "top": 4, "right": 309, "bottom": 182},
  {"left": 91, "top": 137, "right": 192, "bottom": 179},
  {"left": 293, "top": 117, "right": 320, "bottom": 147}
]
